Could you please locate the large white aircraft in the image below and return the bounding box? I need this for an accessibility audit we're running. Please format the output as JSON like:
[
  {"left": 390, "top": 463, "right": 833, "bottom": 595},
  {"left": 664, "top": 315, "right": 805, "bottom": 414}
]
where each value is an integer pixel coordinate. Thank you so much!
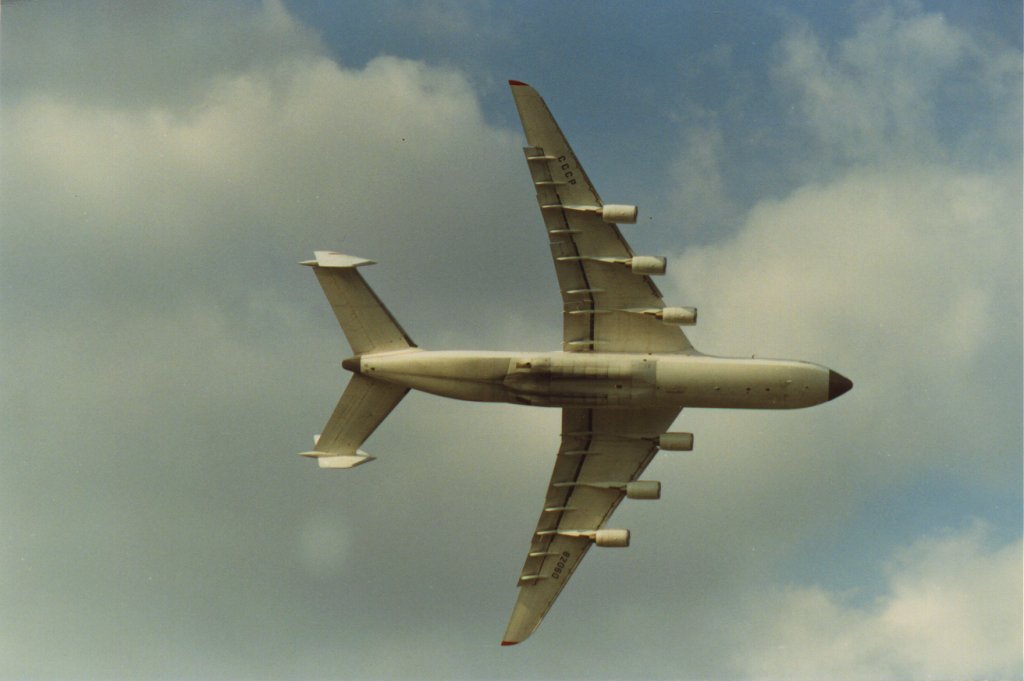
[{"left": 298, "top": 80, "right": 852, "bottom": 645}]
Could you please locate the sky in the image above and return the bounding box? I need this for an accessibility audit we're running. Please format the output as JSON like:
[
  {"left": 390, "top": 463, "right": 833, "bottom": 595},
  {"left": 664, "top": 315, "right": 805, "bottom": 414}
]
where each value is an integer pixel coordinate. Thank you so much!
[{"left": 1, "top": 1, "right": 1021, "bottom": 679}]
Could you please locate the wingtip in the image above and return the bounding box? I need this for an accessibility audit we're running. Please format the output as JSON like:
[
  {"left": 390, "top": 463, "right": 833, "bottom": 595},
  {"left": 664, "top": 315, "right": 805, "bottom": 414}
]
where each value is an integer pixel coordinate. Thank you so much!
[{"left": 508, "top": 79, "right": 529, "bottom": 87}]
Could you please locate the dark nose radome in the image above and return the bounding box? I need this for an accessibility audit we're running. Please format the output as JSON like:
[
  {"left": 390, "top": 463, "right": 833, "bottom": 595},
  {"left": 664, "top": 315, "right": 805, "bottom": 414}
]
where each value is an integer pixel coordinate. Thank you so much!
[{"left": 828, "top": 370, "right": 853, "bottom": 400}]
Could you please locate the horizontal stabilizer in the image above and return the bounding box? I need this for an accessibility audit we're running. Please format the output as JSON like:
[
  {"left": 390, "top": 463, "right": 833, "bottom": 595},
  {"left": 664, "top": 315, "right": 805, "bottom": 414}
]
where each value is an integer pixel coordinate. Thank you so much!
[
  {"left": 303, "top": 251, "right": 415, "bottom": 355},
  {"left": 301, "top": 251, "right": 376, "bottom": 269},
  {"left": 300, "top": 451, "right": 376, "bottom": 469},
  {"left": 301, "top": 373, "right": 408, "bottom": 471}
]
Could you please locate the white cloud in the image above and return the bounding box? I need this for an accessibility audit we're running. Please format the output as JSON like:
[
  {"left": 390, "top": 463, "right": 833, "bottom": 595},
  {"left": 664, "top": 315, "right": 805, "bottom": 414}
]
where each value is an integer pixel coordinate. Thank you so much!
[
  {"left": 735, "top": 523, "right": 1022, "bottom": 679},
  {"left": 673, "top": 162, "right": 1018, "bottom": 372},
  {"left": 3, "top": 47, "right": 548, "bottom": 345},
  {"left": 774, "top": 6, "right": 1020, "bottom": 166}
]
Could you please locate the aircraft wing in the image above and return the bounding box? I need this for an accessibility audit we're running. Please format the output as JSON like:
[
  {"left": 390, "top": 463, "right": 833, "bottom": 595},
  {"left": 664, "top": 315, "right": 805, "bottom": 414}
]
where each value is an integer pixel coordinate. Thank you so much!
[
  {"left": 509, "top": 80, "right": 692, "bottom": 353},
  {"left": 502, "top": 405, "right": 682, "bottom": 645}
]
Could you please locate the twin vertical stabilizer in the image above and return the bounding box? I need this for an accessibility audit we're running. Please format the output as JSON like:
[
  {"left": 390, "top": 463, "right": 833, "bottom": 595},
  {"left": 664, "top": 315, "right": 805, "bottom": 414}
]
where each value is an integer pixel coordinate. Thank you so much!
[{"left": 300, "top": 251, "right": 414, "bottom": 468}]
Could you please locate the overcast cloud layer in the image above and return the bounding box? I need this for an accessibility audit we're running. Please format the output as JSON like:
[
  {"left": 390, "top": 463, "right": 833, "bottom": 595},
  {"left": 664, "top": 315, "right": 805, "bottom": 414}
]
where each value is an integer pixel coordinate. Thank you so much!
[{"left": 1, "top": 2, "right": 1020, "bottom": 679}]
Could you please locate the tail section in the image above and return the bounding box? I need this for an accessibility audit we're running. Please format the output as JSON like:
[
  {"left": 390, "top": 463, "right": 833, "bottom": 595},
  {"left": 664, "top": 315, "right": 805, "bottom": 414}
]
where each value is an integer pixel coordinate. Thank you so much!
[
  {"left": 302, "top": 251, "right": 415, "bottom": 355},
  {"left": 300, "top": 373, "right": 408, "bottom": 468},
  {"left": 300, "top": 251, "right": 413, "bottom": 468}
]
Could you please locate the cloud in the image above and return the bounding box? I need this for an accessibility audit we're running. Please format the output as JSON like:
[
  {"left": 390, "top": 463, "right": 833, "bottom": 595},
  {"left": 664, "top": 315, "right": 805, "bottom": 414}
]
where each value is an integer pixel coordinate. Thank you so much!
[
  {"left": 674, "top": 162, "right": 1018, "bottom": 376},
  {"left": 2, "top": 31, "right": 549, "bottom": 344},
  {"left": 774, "top": 5, "right": 1021, "bottom": 167},
  {"left": 1, "top": 0, "right": 318, "bottom": 111},
  {"left": 735, "top": 523, "right": 1022, "bottom": 679}
]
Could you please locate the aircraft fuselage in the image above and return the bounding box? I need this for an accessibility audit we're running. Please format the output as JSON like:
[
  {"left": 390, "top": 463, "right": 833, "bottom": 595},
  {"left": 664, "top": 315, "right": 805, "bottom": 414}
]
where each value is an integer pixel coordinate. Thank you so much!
[{"left": 348, "top": 349, "right": 852, "bottom": 410}]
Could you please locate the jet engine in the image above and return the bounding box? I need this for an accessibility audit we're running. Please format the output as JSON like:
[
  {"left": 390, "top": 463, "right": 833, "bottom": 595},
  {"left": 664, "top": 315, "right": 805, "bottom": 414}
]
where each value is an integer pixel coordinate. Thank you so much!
[
  {"left": 629, "top": 256, "right": 667, "bottom": 275},
  {"left": 600, "top": 204, "right": 638, "bottom": 224},
  {"left": 625, "top": 481, "right": 661, "bottom": 500},
  {"left": 657, "top": 306, "right": 697, "bottom": 326},
  {"left": 658, "top": 432, "right": 694, "bottom": 451},
  {"left": 594, "top": 529, "right": 631, "bottom": 547}
]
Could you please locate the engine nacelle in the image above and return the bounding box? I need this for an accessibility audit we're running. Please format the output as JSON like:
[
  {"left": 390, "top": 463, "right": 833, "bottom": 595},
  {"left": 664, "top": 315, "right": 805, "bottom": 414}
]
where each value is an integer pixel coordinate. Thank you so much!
[
  {"left": 658, "top": 306, "right": 697, "bottom": 326},
  {"left": 658, "top": 432, "right": 694, "bottom": 451},
  {"left": 594, "top": 528, "right": 630, "bottom": 547},
  {"left": 625, "top": 481, "right": 661, "bottom": 500},
  {"left": 601, "top": 204, "right": 638, "bottom": 224},
  {"left": 629, "top": 256, "right": 666, "bottom": 276}
]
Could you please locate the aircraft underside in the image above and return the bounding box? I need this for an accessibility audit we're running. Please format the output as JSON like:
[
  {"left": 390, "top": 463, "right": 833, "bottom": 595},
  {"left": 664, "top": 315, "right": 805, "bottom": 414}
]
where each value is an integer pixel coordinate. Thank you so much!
[{"left": 353, "top": 349, "right": 850, "bottom": 410}]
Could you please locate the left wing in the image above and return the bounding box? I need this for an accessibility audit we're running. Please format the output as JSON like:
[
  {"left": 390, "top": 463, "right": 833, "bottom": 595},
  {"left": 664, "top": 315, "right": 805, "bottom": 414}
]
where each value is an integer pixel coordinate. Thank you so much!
[
  {"left": 502, "top": 405, "right": 682, "bottom": 645},
  {"left": 509, "top": 80, "right": 693, "bottom": 354}
]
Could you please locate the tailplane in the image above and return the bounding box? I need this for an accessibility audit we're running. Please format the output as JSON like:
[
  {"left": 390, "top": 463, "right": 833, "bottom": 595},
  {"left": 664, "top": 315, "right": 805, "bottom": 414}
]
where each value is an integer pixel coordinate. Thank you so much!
[
  {"left": 300, "top": 251, "right": 413, "bottom": 468},
  {"left": 302, "top": 251, "right": 415, "bottom": 355},
  {"left": 299, "top": 373, "right": 408, "bottom": 468}
]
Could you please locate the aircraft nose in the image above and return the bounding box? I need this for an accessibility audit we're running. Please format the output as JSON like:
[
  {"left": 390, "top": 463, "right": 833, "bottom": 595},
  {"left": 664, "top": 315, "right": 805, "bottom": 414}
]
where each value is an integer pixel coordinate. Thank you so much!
[{"left": 828, "top": 370, "right": 853, "bottom": 400}]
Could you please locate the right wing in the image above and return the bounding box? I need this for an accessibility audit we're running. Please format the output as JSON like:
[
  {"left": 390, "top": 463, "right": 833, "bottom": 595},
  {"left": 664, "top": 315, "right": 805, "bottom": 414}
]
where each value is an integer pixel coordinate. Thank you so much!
[
  {"left": 502, "top": 405, "right": 682, "bottom": 645},
  {"left": 509, "top": 81, "right": 693, "bottom": 354}
]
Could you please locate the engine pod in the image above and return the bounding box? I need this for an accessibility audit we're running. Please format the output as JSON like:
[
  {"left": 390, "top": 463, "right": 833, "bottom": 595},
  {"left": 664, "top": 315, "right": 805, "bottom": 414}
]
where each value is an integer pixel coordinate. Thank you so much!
[
  {"left": 659, "top": 306, "right": 697, "bottom": 326},
  {"left": 594, "top": 528, "right": 630, "bottom": 547},
  {"left": 625, "top": 481, "right": 661, "bottom": 500},
  {"left": 629, "top": 256, "right": 666, "bottom": 275},
  {"left": 600, "top": 204, "right": 638, "bottom": 224},
  {"left": 658, "top": 432, "right": 694, "bottom": 451}
]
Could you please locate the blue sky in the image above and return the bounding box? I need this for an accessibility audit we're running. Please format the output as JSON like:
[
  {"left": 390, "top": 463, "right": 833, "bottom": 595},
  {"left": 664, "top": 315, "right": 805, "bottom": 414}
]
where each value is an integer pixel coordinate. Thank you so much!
[{"left": 1, "top": 1, "right": 1020, "bottom": 678}]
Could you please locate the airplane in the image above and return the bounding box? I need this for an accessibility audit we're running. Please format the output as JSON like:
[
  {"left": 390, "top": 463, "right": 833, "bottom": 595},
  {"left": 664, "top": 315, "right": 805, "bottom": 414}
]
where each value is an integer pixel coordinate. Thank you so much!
[{"left": 297, "top": 80, "right": 853, "bottom": 646}]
